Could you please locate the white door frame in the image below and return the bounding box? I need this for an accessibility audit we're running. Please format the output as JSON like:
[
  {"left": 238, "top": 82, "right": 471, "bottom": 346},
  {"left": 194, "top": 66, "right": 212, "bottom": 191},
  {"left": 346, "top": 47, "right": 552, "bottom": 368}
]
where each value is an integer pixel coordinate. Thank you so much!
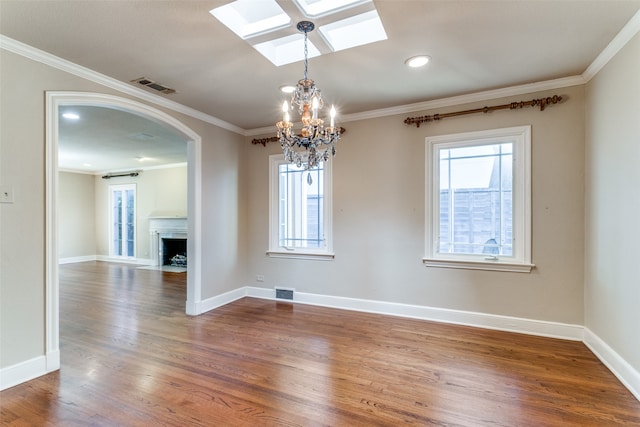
[{"left": 45, "top": 91, "right": 203, "bottom": 372}]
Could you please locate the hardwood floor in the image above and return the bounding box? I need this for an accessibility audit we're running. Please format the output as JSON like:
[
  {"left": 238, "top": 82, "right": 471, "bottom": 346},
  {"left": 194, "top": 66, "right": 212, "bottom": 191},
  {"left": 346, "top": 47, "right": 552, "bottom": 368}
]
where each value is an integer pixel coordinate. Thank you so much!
[{"left": 1, "top": 261, "right": 639, "bottom": 426}]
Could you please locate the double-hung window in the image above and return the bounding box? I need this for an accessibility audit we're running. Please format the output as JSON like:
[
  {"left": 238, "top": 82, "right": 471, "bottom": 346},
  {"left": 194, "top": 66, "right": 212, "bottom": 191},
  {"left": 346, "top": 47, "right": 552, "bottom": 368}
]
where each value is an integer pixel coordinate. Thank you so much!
[
  {"left": 268, "top": 154, "right": 333, "bottom": 260},
  {"left": 424, "top": 126, "right": 533, "bottom": 272}
]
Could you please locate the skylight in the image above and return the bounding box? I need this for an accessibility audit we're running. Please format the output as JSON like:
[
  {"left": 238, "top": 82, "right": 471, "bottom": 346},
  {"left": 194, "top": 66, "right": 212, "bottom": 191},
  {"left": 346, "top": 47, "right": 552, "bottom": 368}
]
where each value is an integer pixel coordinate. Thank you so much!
[
  {"left": 254, "top": 34, "right": 321, "bottom": 66},
  {"left": 319, "top": 10, "right": 387, "bottom": 52},
  {"left": 292, "top": 0, "right": 370, "bottom": 17},
  {"left": 210, "top": 0, "right": 387, "bottom": 66},
  {"left": 209, "top": 0, "right": 290, "bottom": 39}
]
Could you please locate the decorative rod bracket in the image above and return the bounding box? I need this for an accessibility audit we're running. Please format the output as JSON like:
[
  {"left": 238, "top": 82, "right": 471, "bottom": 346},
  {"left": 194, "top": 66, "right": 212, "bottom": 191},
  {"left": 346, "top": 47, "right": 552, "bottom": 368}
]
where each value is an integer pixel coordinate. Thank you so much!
[
  {"left": 404, "top": 95, "right": 563, "bottom": 127},
  {"left": 252, "top": 127, "right": 346, "bottom": 147}
]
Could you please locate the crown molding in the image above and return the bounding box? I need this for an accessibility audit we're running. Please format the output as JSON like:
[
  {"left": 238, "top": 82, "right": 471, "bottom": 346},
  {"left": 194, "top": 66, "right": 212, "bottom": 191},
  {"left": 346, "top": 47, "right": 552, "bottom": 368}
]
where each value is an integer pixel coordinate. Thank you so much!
[
  {"left": 340, "top": 76, "right": 586, "bottom": 124},
  {"left": 58, "top": 168, "right": 95, "bottom": 175},
  {"left": 582, "top": 9, "right": 640, "bottom": 82},
  {"left": 0, "top": 35, "right": 246, "bottom": 136},
  {"left": 95, "top": 162, "right": 188, "bottom": 176},
  {"left": 59, "top": 162, "right": 188, "bottom": 175},
  {"left": 245, "top": 75, "right": 585, "bottom": 136}
]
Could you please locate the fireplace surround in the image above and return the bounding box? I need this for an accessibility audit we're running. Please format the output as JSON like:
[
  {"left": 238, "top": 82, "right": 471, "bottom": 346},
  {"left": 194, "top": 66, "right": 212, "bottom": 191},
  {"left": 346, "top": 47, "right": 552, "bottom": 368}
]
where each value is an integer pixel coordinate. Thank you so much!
[{"left": 149, "top": 217, "right": 187, "bottom": 267}]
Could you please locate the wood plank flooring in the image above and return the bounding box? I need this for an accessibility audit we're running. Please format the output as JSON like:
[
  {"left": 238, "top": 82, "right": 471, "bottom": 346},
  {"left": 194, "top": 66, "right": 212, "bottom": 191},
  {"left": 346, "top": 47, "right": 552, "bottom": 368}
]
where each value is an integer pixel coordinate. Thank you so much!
[{"left": 1, "top": 261, "right": 639, "bottom": 426}]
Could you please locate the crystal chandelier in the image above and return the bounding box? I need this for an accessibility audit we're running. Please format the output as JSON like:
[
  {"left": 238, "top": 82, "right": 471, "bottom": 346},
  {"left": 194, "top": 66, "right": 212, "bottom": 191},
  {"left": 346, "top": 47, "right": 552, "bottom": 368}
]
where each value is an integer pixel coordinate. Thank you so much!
[{"left": 276, "top": 21, "right": 340, "bottom": 170}]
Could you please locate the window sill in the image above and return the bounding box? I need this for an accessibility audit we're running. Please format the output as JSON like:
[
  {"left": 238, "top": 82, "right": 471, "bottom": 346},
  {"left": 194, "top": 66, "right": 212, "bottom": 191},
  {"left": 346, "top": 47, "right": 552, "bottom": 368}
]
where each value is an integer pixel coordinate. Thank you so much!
[
  {"left": 267, "top": 250, "right": 335, "bottom": 261},
  {"left": 423, "top": 258, "right": 534, "bottom": 273}
]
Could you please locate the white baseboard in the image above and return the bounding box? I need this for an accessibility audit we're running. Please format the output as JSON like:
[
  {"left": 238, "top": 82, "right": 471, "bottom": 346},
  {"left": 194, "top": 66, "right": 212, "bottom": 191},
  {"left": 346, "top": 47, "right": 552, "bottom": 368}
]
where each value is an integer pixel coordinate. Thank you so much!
[
  {"left": 244, "top": 286, "right": 584, "bottom": 341},
  {"left": 193, "top": 287, "right": 249, "bottom": 315},
  {"left": 59, "top": 255, "right": 154, "bottom": 265},
  {"left": 0, "top": 353, "right": 59, "bottom": 391},
  {"left": 59, "top": 255, "right": 97, "bottom": 264},
  {"left": 95, "top": 255, "right": 153, "bottom": 265},
  {"left": 46, "top": 349, "right": 60, "bottom": 372},
  {"left": 583, "top": 328, "right": 640, "bottom": 401}
]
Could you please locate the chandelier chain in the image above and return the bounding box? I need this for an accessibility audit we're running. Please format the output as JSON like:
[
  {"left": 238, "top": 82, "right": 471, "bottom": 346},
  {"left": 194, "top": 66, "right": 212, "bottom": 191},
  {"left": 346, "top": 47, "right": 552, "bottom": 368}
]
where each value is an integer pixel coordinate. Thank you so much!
[{"left": 303, "top": 30, "right": 309, "bottom": 82}]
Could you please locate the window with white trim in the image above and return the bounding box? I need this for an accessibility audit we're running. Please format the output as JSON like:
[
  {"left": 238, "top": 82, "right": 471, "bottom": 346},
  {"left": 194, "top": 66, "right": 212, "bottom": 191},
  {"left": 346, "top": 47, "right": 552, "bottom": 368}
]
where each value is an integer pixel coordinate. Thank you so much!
[
  {"left": 109, "top": 183, "right": 136, "bottom": 258},
  {"left": 268, "top": 155, "right": 333, "bottom": 260},
  {"left": 424, "top": 126, "right": 533, "bottom": 272}
]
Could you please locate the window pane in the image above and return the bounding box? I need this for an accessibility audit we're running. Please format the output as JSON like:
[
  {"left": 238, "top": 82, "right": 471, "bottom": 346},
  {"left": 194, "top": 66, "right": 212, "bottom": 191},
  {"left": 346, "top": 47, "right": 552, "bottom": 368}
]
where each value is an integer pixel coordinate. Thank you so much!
[
  {"left": 126, "top": 189, "right": 135, "bottom": 257},
  {"left": 278, "top": 162, "right": 324, "bottom": 249},
  {"left": 438, "top": 143, "right": 512, "bottom": 255},
  {"left": 113, "top": 191, "right": 123, "bottom": 256}
]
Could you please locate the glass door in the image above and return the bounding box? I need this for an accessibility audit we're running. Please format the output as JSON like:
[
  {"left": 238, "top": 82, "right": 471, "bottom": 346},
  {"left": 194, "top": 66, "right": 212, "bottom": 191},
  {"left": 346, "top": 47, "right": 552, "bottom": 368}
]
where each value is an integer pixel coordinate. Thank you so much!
[{"left": 109, "top": 184, "right": 136, "bottom": 258}]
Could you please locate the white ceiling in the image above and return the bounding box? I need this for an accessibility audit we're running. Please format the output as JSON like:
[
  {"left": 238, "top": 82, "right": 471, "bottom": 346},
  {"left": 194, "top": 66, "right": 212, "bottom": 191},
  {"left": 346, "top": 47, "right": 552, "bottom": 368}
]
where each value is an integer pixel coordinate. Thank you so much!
[
  {"left": 58, "top": 106, "right": 188, "bottom": 173},
  {"left": 1, "top": 1, "right": 639, "bottom": 172}
]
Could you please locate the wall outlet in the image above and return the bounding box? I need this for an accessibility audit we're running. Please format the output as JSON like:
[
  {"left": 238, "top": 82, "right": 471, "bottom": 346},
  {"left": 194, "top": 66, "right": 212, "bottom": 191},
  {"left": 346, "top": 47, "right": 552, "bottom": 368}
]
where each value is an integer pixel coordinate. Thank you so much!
[{"left": 256, "top": 275, "right": 265, "bottom": 282}]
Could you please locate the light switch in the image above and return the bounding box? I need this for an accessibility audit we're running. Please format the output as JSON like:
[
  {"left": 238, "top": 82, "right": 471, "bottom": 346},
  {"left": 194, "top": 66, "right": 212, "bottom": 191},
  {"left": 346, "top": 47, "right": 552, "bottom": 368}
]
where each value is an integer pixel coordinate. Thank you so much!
[{"left": 0, "top": 185, "right": 14, "bottom": 203}]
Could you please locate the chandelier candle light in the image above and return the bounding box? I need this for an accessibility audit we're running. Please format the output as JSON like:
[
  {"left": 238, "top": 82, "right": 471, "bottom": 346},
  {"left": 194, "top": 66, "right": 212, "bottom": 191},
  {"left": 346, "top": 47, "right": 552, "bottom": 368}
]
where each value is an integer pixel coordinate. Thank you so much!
[{"left": 276, "top": 21, "right": 340, "bottom": 170}]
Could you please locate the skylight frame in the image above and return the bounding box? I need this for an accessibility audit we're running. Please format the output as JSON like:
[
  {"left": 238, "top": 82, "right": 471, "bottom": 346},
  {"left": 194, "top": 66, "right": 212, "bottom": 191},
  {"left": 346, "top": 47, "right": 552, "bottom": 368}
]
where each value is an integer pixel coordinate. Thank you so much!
[
  {"left": 210, "top": 0, "right": 388, "bottom": 66},
  {"left": 254, "top": 34, "right": 321, "bottom": 67},
  {"left": 209, "top": 0, "right": 291, "bottom": 40},
  {"left": 292, "top": 0, "right": 371, "bottom": 18},
  {"left": 319, "top": 10, "right": 387, "bottom": 52}
]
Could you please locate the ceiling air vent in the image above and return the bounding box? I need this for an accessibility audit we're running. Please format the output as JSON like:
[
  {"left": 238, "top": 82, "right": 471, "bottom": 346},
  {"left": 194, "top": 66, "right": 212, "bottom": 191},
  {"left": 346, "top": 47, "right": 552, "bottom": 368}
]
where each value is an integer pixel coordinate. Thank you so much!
[{"left": 131, "top": 77, "right": 176, "bottom": 94}]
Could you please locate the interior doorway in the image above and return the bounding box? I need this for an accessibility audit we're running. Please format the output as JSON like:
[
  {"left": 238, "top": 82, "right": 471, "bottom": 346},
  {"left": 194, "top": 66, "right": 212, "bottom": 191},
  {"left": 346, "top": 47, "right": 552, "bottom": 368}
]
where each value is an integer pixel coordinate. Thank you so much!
[{"left": 45, "top": 92, "right": 203, "bottom": 371}]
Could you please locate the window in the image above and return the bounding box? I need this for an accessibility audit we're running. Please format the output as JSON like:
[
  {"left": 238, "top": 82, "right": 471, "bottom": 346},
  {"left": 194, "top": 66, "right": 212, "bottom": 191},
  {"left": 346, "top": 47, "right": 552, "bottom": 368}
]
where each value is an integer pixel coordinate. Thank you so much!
[
  {"left": 424, "top": 126, "right": 533, "bottom": 272},
  {"left": 109, "top": 184, "right": 136, "bottom": 258},
  {"left": 268, "top": 155, "right": 333, "bottom": 260}
]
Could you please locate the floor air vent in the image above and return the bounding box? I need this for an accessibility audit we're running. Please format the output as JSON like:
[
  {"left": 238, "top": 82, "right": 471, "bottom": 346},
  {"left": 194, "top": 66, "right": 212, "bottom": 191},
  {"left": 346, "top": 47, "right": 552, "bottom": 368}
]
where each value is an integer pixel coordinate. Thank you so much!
[
  {"left": 275, "top": 288, "right": 294, "bottom": 300},
  {"left": 131, "top": 77, "right": 176, "bottom": 94}
]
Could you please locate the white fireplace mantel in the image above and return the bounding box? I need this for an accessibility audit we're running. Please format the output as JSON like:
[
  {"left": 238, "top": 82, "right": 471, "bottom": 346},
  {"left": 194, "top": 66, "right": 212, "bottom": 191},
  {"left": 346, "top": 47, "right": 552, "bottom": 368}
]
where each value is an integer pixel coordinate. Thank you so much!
[
  {"left": 149, "top": 217, "right": 187, "bottom": 234},
  {"left": 149, "top": 217, "right": 187, "bottom": 266}
]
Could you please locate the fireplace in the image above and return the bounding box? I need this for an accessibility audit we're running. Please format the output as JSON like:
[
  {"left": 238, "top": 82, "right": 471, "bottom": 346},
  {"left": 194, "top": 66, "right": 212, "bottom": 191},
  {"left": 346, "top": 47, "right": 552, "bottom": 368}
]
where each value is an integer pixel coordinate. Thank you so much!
[
  {"left": 149, "top": 217, "right": 187, "bottom": 268},
  {"left": 162, "top": 238, "right": 187, "bottom": 267}
]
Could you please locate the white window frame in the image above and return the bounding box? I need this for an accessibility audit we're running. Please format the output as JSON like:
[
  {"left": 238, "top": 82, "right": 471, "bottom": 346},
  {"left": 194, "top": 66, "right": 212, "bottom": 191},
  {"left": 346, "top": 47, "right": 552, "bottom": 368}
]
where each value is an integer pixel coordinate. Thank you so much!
[
  {"left": 268, "top": 154, "right": 334, "bottom": 260},
  {"left": 109, "top": 183, "right": 137, "bottom": 259},
  {"left": 424, "top": 126, "right": 534, "bottom": 273}
]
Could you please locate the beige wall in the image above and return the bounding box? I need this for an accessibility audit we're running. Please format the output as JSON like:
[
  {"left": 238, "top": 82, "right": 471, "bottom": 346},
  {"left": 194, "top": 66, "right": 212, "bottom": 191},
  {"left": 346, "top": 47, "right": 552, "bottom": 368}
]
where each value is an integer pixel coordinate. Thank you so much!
[
  {"left": 585, "top": 32, "right": 640, "bottom": 370},
  {"left": 245, "top": 86, "right": 586, "bottom": 325},
  {"left": 59, "top": 172, "right": 96, "bottom": 259},
  {"left": 59, "top": 166, "right": 188, "bottom": 261},
  {"left": 94, "top": 165, "right": 187, "bottom": 260},
  {"left": 0, "top": 48, "right": 247, "bottom": 369}
]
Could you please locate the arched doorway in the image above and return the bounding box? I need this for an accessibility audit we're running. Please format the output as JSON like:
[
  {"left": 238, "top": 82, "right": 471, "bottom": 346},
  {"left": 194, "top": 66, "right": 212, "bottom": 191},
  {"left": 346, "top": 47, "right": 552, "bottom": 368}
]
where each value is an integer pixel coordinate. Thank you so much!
[{"left": 45, "top": 92, "right": 203, "bottom": 371}]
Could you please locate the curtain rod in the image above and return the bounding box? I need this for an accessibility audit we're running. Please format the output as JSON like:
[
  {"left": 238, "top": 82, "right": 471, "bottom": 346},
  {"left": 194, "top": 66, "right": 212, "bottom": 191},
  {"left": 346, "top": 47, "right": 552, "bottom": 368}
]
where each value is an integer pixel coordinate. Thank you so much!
[
  {"left": 101, "top": 171, "right": 141, "bottom": 179},
  {"left": 404, "top": 95, "right": 562, "bottom": 127},
  {"left": 251, "top": 127, "right": 346, "bottom": 146}
]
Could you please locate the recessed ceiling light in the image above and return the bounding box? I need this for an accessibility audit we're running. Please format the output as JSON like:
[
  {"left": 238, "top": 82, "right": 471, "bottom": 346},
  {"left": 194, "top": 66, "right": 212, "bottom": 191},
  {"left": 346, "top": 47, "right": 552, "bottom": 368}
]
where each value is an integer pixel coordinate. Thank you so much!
[
  {"left": 405, "top": 55, "right": 430, "bottom": 68},
  {"left": 280, "top": 85, "right": 296, "bottom": 93},
  {"left": 62, "top": 112, "right": 80, "bottom": 120}
]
